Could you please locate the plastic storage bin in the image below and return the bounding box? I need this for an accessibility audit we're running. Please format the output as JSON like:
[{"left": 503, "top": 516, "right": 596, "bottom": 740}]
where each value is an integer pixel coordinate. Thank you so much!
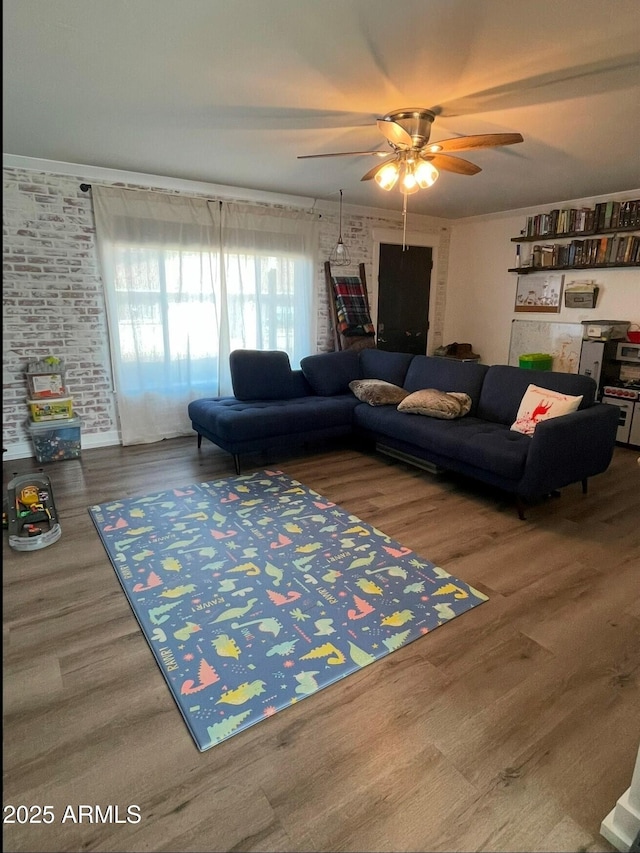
[
  {"left": 519, "top": 353, "right": 553, "bottom": 371},
  {"left": 27, "top": 397, "right": 73, "bottom": 422},
  {"left": 26, "top": 358, "right": 67, "bottom": 399},
  {"left": 27, "top": 417, "right": 81, "bottom": 463}
]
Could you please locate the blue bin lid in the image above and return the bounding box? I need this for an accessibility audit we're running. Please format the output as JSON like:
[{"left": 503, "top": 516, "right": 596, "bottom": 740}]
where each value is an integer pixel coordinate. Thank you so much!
[{"left": 26, "top": 416, "right": 81, "bottom": 433}]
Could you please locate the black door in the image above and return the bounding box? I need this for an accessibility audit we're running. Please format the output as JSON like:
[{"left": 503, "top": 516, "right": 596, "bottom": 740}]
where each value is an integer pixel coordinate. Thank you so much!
[{"left": 377, "top": 243, "right": 432, "bottom": 354}]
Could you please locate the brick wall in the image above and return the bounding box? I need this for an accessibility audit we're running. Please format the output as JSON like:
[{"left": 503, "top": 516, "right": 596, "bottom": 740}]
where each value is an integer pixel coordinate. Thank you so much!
[{"left": 2, "top": 165, "right": 449, "bottom": 456}]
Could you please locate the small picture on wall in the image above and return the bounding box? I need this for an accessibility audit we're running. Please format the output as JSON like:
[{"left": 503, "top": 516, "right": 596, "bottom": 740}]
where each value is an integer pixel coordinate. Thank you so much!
[{"left": 514, "top": 273, "right": 564, "bottom": 313}]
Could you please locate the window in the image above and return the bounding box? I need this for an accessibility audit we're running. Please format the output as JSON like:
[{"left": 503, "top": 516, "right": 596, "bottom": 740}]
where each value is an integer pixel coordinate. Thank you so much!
[{"left": 93, "top": 187, "right": 318, "bottom": 444}]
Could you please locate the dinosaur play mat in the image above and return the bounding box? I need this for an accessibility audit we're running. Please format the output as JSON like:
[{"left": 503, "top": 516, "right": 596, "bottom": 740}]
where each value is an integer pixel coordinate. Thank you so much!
[{"left": 89, "top": 470, "right": 488, "bottom": 751}]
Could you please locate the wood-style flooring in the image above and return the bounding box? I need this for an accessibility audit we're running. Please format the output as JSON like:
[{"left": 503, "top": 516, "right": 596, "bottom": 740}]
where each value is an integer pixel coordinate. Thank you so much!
[{"left": 3, "top": 437, "right": 639, "bottom": 853}]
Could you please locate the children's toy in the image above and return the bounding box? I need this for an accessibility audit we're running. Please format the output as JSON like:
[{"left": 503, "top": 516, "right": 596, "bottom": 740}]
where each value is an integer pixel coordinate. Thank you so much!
[
  {"left": 6, "top": 473, "right": 62, "bottom": 551},
  {"left": 26, "top": 356, "right": 67, "bottom": 399}
]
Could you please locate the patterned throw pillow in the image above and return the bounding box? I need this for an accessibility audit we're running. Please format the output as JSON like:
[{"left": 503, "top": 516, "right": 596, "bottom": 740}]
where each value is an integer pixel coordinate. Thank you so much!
[
  {"left": 510, "top": 384, "right": 583, "bottom": 435},
  {"left": 349, "top": 379, "right": 409, "bottom": 406},
  {"left": 397, "top": 389, "right": 472, "bottom": 419}
]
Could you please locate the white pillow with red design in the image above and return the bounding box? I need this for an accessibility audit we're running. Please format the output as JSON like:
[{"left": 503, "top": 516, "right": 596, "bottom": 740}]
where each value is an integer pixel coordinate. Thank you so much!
[{"left": 510, "top": 384, "right": 583, "bottom": 435}]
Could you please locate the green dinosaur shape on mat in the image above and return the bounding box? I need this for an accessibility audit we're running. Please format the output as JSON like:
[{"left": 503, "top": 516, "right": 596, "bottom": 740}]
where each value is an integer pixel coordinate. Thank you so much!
[
  {"left": 207, "top": 711, "right": 252, "bottom": 744},
  {"left": 347, "top": 553, "right": 376, "bottom": 570},
  {"left": 265, "top": 562, "right": 284, "bottom": 586},
  {"left": 348, "top": 641, "right": 376, "bottom": 667},
  {"left": 210, "top": 598, "right": 258, "bottom": 624},
  {"left": 266, "top": 639, "right": 298, "bottom": 657},
  {"left": 382, "top": 630, "right": 411, "bottom": 652},
  {"left": 433, "top": 602, "right": 456, "bottom": 621},
  {"left": 294, "top": 671, "right": 320, "bottom": 695},
  {"left": 148, "top": 600, "right": 181, "bottom": 625}
]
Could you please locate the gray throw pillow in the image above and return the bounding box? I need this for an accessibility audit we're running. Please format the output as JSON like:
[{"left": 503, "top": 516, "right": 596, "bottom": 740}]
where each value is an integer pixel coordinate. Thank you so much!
[
  {"left": 397, "top": 389, "right": 472, "bottom": 419},
  {"left": 349, "top": 379, "right": 409, "bottom": 406}
]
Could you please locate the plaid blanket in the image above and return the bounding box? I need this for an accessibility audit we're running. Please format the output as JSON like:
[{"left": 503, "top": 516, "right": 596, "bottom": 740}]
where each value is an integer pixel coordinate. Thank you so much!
[{"left": 332, "top": 276, "right": 375, "bottom": 336}]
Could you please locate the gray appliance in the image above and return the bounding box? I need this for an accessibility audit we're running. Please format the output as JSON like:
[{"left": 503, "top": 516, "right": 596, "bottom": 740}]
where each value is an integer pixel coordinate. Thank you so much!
[
  {"left": 602, "top": 385, "right": 640, "bottom": 447},
  {"left": 578, "top": 339, "right": 623, "bottom": 396},
  {"left": 600, "top": 344, "right": 640, "bottom": 448}
]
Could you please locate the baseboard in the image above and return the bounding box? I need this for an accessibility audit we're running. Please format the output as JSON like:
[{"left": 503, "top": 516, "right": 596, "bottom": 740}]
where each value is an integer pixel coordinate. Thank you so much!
[
  {"left": 376, "top": 443, "right": 445, "bottom": 475},
  {"left": 600, "top": 787, "right": 640, "bottom": 852},
  {"left": 3, "top": 430, "right": 121, "bottom": 462}
]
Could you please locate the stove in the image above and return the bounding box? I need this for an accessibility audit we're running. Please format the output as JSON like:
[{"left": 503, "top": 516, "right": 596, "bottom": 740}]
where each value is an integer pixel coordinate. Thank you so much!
[
  {"left": 602, "top": 382, "right": 640, "bottom": 402},
  {"left": 601, "top": 381, "right": 640, "bottom": 446}
]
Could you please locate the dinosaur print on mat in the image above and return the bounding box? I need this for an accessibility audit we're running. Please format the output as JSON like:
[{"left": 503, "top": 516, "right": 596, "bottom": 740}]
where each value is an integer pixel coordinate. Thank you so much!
[{"left": 89, "top": 471, "right": 488, "bottom": 751}]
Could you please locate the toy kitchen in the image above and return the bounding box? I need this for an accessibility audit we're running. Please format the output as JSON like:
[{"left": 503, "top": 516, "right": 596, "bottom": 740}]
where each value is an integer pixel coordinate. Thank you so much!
[{"left": 578, "top": 321, "right": 640, "bottom": 448}]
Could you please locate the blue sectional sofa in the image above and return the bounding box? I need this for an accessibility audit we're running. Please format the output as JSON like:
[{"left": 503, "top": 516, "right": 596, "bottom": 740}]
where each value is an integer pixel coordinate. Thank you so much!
[{"left": 188, "top": 348, "right": 619, "bottom": 518}]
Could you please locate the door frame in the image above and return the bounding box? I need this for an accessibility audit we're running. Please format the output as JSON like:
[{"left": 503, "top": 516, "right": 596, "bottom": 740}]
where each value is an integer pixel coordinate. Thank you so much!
[{"left": 371, "top": 228, "right": 441, "bottom": 350}]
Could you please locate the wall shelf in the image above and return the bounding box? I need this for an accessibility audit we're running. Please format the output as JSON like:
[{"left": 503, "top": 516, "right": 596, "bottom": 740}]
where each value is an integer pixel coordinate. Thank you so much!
[
  {"left": 509, "top": 199, "right": 640, "bottom": 274},
  {"left": 509, "top": 262, "right": 640, "bottom": 274},
  {"left": 510, "top": 224, "right": 639, "bottom": 243}
]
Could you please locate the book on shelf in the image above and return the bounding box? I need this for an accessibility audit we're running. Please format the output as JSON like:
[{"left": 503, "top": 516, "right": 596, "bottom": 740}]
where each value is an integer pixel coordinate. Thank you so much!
[
  {"left": 525, "top": 199, "right": 640, "bottom": 239},
  {"left": 526, "top": 234, "right": 639, "bottom": 268}
]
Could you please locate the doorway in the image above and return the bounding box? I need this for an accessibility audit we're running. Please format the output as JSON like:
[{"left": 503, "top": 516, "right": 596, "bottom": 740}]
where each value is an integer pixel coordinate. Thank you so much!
[{"left": 377, "top": 243, "right": 433, "bottom": 354}]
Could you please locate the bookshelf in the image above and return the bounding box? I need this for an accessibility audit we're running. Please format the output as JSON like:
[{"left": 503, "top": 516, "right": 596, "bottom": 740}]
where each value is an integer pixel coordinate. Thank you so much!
[{"left": 508, "top": 198, "right": 640, "bottom": 274}]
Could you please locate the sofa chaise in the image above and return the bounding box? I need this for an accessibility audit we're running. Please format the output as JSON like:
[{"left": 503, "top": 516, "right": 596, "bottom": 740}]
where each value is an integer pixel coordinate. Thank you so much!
[{"left": 188, "top": 348, "right": 619, "bottom": 518}]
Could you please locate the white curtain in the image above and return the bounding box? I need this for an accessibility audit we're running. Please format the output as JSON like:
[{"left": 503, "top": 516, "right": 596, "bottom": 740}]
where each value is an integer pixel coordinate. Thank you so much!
[{"left": 93, "top": 186, "right": 318, "bottom": 445}]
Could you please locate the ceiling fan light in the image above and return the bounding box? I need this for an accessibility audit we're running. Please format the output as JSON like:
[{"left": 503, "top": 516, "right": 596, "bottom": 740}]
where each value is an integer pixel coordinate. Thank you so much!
[
  {"left": 415, "top": 160, "right": 439, "bottom": 188},
  {"left": 375, "top": 161, "right": 400, "bottom": 191},
  {"left": 401, "top": 169, "right": 419, "bottom": 194}
]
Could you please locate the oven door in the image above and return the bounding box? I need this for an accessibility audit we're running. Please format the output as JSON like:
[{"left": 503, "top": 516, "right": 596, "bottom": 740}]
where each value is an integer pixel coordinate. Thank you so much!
[{"left": 602, "top": 396, "right": 632, "bottom": 443}]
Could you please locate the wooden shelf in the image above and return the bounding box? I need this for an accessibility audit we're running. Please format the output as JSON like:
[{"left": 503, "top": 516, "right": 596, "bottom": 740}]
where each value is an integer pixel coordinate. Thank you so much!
[
  {"left": 509, "top": 262, "right": 640, "bottom": 274},
  {"left": 509, "top": 199, "right": 640, "bottom": 274},
  {"left": 511, "top": 224, "right": 639, "bottom": 243}
]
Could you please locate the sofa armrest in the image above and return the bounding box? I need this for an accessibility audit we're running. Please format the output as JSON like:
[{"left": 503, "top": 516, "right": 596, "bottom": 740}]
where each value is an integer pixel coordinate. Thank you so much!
[{"left": 516, "top": 403, "right": 620, "bottom": 500}]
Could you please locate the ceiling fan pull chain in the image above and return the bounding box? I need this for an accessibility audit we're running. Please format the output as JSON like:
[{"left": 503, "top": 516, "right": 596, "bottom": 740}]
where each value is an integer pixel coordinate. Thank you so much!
[{"left": 402, "top": 191, "right": 408, "bottom": 250}]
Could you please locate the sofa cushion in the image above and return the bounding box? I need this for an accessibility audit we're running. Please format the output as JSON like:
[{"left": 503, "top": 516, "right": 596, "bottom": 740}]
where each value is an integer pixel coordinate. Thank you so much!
[
  {"left": 230, "top": 349, "right": 296, "bottom": 401},
  {"left": 301, "top": 350, "right": 361, "bottom": 396},
  {"left": 403, "top": 356, "right": 488, "bottom": 415},
  {"left": 477, "top": 365, "right": 596, "bottom": 426},
  {"left": 359, "top": 349, "right": 414, "bottom": 386},
  {"left": 449, "top": 422, "right": 532, "bottom": 481},
  {"left": 510, "top": 384, "right": 583, "bottom": 435},
  {"left": 189, "top": 395, "right": 358, "bottom": 443},
  {"left": 354, "top": 406, "right": 530, "bottom": 481},
  {"left": 397, "top": 389, "right": 472, "bottom": 419},
  {"left": 349, "top": 379, "right": 409, "bottom": 406}
]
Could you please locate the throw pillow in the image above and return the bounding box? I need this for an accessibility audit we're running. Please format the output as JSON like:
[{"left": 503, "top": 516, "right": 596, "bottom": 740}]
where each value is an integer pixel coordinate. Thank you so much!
[
  {"left": 510, "top": 383, "right": 583, "bottom": 435},
  {"left": 349, "top": 379, "right": 409, "bottom": 406},
  {"left": 397, "top": 389, "right": 472, "bottom": 419}
]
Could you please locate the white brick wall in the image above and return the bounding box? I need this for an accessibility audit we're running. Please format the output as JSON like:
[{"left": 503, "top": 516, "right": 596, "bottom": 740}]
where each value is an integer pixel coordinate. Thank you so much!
[
  {"left": 3, "top": 165, "right": 450, "bottom": 456},
  {"left": 3, "top": 170, "right": 117, "bottom": 453}
]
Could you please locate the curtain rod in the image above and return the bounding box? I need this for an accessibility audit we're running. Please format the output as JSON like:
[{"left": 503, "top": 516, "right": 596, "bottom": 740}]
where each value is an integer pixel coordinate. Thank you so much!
[
  {"left": 78, "top": 183, "right": 321, "bottom": 216},
  {"left": 80, "top": 182, "right": 218, "bottom": 199}
]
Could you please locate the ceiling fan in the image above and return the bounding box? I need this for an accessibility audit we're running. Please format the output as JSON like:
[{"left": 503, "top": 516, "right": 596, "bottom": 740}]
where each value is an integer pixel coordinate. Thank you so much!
[{"left": 298, "top": 107, "right": 524, "bottom": 195}]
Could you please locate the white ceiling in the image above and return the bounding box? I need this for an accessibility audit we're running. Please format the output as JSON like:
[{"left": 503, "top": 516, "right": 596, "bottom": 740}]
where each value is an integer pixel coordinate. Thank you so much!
[{"left": 3, "top": 0, "right": 640, "bottom": 219}]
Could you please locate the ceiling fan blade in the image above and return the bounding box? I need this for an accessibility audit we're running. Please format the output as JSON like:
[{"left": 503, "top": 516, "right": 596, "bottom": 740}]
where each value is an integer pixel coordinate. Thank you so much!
[
  {"left": 376, "top": 119, "right": 413, "bottom": 148},
  {"left": 429, "top": 133, "right": 524, "bottom": 153},
  {"left": 360, "top": 158, "right": 395, "bottom": 182},
  {"left": 427, "top": 153, "right": 481, "bottom": 176},
  {"left": 297, "top": 150, "right": 386, "bottom": 159}
]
